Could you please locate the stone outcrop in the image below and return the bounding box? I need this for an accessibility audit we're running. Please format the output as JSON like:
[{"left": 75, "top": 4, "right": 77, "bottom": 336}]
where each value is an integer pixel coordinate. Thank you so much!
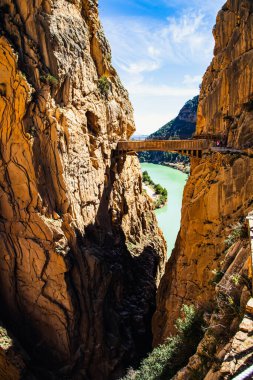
[
  {"left": 153, "top": 0, "right": 253, "bottom": 378},
  {"left": 0, "top": 1, "right": 166, "bottom": 379}
]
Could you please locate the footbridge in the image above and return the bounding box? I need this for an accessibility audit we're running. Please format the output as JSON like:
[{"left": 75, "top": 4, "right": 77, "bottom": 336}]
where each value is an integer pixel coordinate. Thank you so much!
[{"left": 117, "top": 139, "right": 212, "bottom": 158}]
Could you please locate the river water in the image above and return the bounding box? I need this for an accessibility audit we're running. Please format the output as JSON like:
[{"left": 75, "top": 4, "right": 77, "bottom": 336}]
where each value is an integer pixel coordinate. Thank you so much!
[{"left": 141, "top": 163, "right": 188, "bottom": 257}]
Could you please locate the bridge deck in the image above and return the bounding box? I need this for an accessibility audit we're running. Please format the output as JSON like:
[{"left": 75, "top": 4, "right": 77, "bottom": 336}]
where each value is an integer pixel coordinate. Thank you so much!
[{"left": 117, "top": 139, "right": 211, "bottom": 152}]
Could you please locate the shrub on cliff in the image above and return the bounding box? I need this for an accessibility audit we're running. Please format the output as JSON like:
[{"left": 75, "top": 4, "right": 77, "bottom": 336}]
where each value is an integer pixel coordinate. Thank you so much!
[
  {"left": 122, "top": 305, "right": 200, "bottom": 380},
  {"left": 133, "top": 335, "right": 181, "bottom": 380},
  {"left": 98, "top": 75, "right": 111, "bottom": 96},
  {"left": 40, "top": 74, "right": 59, "bottom": 87},
  {"left": 225, "top": 222, "right": 248, "bottom": 249}
]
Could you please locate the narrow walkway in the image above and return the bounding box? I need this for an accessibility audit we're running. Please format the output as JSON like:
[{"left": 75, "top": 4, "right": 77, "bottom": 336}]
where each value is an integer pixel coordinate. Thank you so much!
[
  {"left": 117, "top": 139, "right": 211, "bottom": 157},
  {"left": 117, "top": 139, "right": 210, "bottom": 151},
  {"left": 117, "top": 139, "right": 253, "bottom": 158},
  {"left": 211, "top": 147, "right": 245, "bottom": 154}
]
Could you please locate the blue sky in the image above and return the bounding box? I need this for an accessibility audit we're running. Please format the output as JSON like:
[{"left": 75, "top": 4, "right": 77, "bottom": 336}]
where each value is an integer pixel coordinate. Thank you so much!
[{"left": 100, "top": 0, "right": 225, "bottom": 135}]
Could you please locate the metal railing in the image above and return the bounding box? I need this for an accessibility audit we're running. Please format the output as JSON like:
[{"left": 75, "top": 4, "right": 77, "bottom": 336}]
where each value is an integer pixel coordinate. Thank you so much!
[{"left": 232, "top": 364, "right": 253, "bottom": 380}]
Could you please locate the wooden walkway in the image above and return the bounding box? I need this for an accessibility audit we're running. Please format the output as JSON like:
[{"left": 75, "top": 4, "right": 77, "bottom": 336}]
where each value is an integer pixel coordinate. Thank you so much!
[
  {"left": 117, "top": 139, "right": 211, "bottom": 158},
  {"left": 211, "top": 147, "right": 245, "bottom": 154}
]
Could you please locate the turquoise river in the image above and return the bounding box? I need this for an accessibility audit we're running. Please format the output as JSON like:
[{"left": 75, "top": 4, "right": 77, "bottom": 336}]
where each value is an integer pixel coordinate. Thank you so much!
[{"left": 141, "top": 163, "right": 188, "bottom": 256}]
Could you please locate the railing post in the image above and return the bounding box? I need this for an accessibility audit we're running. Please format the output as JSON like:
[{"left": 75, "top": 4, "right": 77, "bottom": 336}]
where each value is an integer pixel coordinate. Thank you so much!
[{"left": 246, "top": 212, "right": 253, "bottom": 295}]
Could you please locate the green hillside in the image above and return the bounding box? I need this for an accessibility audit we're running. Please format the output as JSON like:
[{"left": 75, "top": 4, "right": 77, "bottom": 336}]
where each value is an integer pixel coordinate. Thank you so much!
[{"left": 139, "top": 96, "right": 199, "bottom": 165}]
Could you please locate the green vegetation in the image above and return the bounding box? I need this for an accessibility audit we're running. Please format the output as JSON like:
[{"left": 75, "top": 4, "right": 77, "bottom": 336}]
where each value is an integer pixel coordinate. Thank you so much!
[
  {"left": 139, "top": 95, "right": 199, "bottom": 166},
  {"left": 231, "top": 273, "right": 241, "bottom": 286},
  {"left": 210, "top": 270, "right": 242, "bottom": 287},
  {"left": 225, "top": 222, "right": 248, "bottom": 249},
  {"left": 122, "top": 305, "right": 200, "bottom": 380},
  {"left": 143, "top": 170, "right": 154, "bottom": 185},
  {"left": 98, "top": 75, "right": 110, "bottom": 96},
  {"left": 142, "top": 171, "right": 168, "bottom": 209},
  {"left": 40, "top": 74, "right": 59, "bottom": 87}
]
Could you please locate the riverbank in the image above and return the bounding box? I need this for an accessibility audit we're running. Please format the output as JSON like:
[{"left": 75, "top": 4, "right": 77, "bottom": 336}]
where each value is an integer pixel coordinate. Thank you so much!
[
  {"left": 142, "top": 170, "right": 168, "bottom": 209},
  {"left": 143, "top": 183, "right": 167, "bottom": 209},
  {"left": 143, "top": 183, "right": 156, "bottom": 200},
  {"left": 163, "top": 162, "right": 190, "bottom": 174}
]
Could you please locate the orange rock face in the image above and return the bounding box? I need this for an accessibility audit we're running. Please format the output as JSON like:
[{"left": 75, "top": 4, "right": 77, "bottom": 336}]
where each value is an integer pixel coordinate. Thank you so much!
[
  {"left": 197, "top": 0, "right": 253, "bottom": 149},
  {"left": 0, "top": 1, "right": 166, "bottom": 378},
  {"left": 154, "top": 0, "right": 253, "bottom": 378}
]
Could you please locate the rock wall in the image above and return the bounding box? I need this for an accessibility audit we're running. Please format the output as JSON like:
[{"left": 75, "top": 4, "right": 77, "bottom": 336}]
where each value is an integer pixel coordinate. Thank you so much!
[
  {"left": 154, "top": 0, "right": 253, "bottom": 378},
  {"left": 0, "top": 1, "right": 166, "bottom": 379},
  {"left": 198, "top": 0, "right": 253, "bottom": 149}
]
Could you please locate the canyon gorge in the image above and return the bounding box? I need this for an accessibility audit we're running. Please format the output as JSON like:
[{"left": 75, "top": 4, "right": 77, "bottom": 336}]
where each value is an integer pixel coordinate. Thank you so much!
[{"left": 0, "top": 0, "right": 253, "bottom": 379}]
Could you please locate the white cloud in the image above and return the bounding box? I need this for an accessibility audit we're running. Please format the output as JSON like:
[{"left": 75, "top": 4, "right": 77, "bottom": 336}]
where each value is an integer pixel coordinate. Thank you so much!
[
  {"left": 162, "top": 0, "right": 224, "bottom": 15},
  {"left": 165, "top": 13, "right": 204, "bottom": 43},
  {"left": 120, "top": 60, "right": 160, "bottom": 74},
  {"left": 134, "top": 112, "right": 176, "bottom": 135},
  {"left": 148, "top": 46, "right": 161, "bottom": 58},
  {"left": 159, "top": 11, "right": 214, "bottom": 62},
  {"left": 127, "top": 83, "right": 198, "bottom": 97},
  {"left": 101, "top": 0, "right": 224, "bottom": 134},
  {"left": 183, "top": 74, "right": 202, "bottom": 85},
  {"left": 104, "top": 10, "right": 214, "bottom": 80}
]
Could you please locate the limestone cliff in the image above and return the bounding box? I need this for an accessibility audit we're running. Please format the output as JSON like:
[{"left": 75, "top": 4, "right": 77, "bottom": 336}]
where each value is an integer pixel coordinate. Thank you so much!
[
  {"left": 0, "top": 1, "right": 166, "bottom": 379},
  {"left": 154, "top": 0, "right": 253, "bottom": 378}
]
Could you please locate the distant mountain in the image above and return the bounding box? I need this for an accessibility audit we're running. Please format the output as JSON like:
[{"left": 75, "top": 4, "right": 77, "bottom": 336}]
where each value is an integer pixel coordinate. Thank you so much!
[
  {"left": 139, "top": 95, "right": 199, "bottom": 165},
  {"left": 149, "top": 96, "right": 198, "bottom": 140}
]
